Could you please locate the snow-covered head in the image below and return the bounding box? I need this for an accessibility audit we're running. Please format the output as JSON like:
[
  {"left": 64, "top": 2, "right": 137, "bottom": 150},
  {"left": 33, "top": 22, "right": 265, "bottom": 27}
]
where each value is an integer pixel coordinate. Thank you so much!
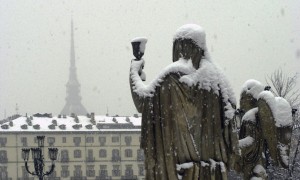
[
  {"left": 241, "top": 79, "right": 265, "bottom": 99},
  {"left": 173, "top": 24, "right": 209, "bottom": 69},
  {"left": 240, "top": 79, "right": 265, "bottom": 112}
]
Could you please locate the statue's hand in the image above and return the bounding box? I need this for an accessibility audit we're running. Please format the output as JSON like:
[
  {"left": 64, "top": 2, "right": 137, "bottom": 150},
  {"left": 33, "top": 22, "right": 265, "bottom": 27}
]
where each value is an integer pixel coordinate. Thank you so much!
[
  {"left": 130, "top": 59, "right": 146, "bottom": 82},
  {"left": 140, "top": 71, "right": 146, "bottom": 81},
  {"left": 137, "top": 61, "right": 146, "bottom": 81}
]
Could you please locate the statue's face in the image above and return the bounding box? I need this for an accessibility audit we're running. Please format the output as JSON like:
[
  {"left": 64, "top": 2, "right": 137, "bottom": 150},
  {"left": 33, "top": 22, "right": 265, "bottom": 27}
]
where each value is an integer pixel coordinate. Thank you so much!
[
  {"left": 240, "top": 92, "right": 257, "bottom": 112},
  {"left": 173, "top": 39, "right": 203, "bottom": 69}
]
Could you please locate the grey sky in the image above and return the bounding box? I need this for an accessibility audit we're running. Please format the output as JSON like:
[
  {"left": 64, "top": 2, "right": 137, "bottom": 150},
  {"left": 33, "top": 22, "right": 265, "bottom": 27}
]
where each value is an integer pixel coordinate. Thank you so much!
[{"left": 0, "top": 0, "right": 300, "bottom": 118}]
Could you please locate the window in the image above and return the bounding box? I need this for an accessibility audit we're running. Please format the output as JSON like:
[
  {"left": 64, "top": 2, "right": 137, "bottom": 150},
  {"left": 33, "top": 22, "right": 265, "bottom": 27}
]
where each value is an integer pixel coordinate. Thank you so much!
[
  {"left": 61, "top": 150, "right": 69, "bottom": 162},
  {"left": 125, "top": 149, "right": 133, "bottom": 157},
  {"left": 112, "top": 165, "right": 120, "bottom": 176},
  {"left": 99, "top": 136, "right": 106, "bottom": 146},
  {"left": 47, "top": 137, "right": 55, "bottom": 146},
  {"left": 87, "top": 165, "right": 95, "bottom": 177},
  {"left": 99, "top": 165, "right": 107, "bottom": 178},
  {"left": 99, "top": 149, "right": 107, "bottom": 158},
  {"left": 112, "top": 149, "right": 120, "bottom": 161},
  {"left": 137, "top": 149, "right": 145, "bottom": 161},
  {"left": 0, "top": 166, "right": 8, "bottom": 179},
  {"left": 125, "top": 136, "right": 132, "bottom": 146},
  {"left": 61, "top": 165, "right": 69, "bottom": 178},
  {"left": 125, "top": 165, "right": 133, "bottom": 176},
  {"left": 21, "top": 137, "right": 27, "bottom": 147},
  {"left": 73, "top": 165, "right": 82, "bottom": 177},
  {"left": 112, "top": 136, "right": 119, "bottom": 143},
  {"left": 86, "top": 136, "right": 94, "bottom": 143},
  {"left": 138, "top": 165, "right": 145, "bottom": 176},
  {"left": 74, "top": 149, "right": 81, "bottom": 158},
  {"left": 73, "top": 137, "right": 81, "bottom": 146},
  {"left": 62, "top": 137, "right": 67, "bottom": 143},
  {"left": 87, "top": 149, "right": 94, "bottom": 162},
  {"left": 0, "top": 150, "right": 7, "bottom": 163},
  {"left": 0, "top": 137, "right": 7, "bottom": 147}
]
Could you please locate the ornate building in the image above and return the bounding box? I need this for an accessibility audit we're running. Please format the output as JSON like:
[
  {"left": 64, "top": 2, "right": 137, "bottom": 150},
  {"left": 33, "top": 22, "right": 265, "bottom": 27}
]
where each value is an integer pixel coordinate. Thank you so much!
[
  {"left": 61, "top": 20, "right": 88, "bottom": 115},
  {"left": 0, "top": 114, "right": 145, "bottom": 180}
]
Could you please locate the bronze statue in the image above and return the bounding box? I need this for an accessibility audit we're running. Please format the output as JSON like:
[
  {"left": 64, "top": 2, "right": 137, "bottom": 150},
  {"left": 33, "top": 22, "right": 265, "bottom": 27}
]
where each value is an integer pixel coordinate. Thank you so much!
[
  {"left": 129, "top": 24, "right": 239, "bottom": 180},
  {"left": 238, "top": 79, "right": 293, "bottom": 179}
]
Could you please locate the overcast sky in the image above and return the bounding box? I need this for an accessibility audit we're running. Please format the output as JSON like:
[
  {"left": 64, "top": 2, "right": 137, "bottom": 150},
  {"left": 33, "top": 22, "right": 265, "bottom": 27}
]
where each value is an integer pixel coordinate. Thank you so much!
[{"left": 0, "top": 0, "right": 300, "bottom": 118}]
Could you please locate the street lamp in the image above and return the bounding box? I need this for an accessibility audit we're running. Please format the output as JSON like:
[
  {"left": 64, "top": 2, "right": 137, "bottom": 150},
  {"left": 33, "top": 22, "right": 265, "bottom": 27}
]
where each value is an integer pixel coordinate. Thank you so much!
[{"left": 21, "top": 136, "right": 58, "bottom": 180}]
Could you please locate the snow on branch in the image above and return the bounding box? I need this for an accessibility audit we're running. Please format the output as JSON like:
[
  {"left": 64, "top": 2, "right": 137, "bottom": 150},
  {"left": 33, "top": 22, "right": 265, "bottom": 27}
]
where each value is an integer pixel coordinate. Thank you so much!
[{"left": 266, "top": 68, "right": 300, "bottom": 108}]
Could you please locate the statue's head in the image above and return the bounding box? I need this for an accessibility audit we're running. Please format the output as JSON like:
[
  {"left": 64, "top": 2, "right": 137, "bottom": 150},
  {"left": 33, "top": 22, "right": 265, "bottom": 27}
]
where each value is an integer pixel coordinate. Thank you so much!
[
  {"left": 173, "top": 24, "right": 207, "bottom": 69},
  {"left": 240, "top": 79, "right": 265, "bottom": 112}
]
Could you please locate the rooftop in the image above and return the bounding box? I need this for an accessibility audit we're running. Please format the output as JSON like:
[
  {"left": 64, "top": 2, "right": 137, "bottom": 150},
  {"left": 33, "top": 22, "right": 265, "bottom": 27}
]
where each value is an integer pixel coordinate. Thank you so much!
[{"left": 0, "top": 114, "right": 141, "bottom": 132}]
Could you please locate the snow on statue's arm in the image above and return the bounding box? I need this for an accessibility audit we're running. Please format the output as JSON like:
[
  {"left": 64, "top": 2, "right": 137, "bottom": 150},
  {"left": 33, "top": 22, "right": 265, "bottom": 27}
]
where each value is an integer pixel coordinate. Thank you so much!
[
  {"left": 129, "top": 37, "right": 148, "bottom": 112},
  {"left": 129, "top": 59, "right": 147, "bottom": 112}
]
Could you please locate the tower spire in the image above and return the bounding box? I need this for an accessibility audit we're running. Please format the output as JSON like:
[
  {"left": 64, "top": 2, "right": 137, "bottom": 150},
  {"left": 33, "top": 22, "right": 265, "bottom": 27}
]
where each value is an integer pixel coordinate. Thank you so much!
[
  {"left": 61, "top": 20, "right": 88, "bottom": 115},
  {"left": 70, "top": 19, "right": 75, "bottom": 67}
]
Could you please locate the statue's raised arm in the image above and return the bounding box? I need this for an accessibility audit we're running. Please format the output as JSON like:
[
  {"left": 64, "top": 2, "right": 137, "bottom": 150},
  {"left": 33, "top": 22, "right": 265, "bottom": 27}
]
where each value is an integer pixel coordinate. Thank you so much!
[{"left": 129, "top": 37, "right": 147, "bottom": 112}]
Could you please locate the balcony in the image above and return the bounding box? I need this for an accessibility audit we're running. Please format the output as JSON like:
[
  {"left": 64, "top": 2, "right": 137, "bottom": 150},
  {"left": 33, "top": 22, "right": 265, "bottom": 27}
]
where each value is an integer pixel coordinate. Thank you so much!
[
  {"left": 44, "top": 178, "right": 60, "bottom": 180},
  {"left": 86, "top": 157, "right": 95, "bottom": 162},
  {"left": 111, "top": 156, "right": 121, "bottom": 162},
  {"left": 95, "top": 176, "right": 112, "bottom": 180},
  {"left": 60, "top": 157, "right": 69, "bottom": 163},
  {"left": 1, "top": 177, "right": 12, "bottom": 180},
  {"left": 70, "top": 177, "right": 87, "bottom": 180},
  {"left": 17, "top": 178, "right": 34, "bottom": 180},
  {"left": 121, "top": 175, "right": 138, "bottom": 180},
  {"left": 0, "top": 157, "right": 8, "bottom": 163}
]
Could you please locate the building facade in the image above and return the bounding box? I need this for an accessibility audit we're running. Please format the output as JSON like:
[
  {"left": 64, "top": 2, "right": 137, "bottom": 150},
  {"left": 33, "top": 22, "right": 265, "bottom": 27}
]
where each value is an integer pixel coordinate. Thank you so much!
[{"left": 0, "top": 114, "right": 145, "bottom": 180}]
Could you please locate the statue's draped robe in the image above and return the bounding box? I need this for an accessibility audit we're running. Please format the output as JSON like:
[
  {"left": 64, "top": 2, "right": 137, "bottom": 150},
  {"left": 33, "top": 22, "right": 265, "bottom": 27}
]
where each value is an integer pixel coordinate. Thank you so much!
[
  {"left": 131, "top": 72, "right": 238, "bottom": 180},
  {"left": 238, "top": 93, "right": 266, "bottom": 179}
]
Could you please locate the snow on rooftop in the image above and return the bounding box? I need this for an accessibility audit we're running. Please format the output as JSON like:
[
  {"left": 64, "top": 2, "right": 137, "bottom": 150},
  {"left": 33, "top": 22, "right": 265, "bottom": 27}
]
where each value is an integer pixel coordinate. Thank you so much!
[
  {"left": 241, "top": 79, "right": 264, "bottom": 99},
  {"left": 0, "top": 115, "right": 141, "bottom": 132}
]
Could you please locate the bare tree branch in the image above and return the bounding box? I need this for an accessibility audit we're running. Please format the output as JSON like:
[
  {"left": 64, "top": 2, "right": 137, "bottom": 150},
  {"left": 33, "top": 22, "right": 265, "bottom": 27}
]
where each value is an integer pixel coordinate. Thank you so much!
[{"left": 265, "top": 68, "right": 300, "bottom": 109}]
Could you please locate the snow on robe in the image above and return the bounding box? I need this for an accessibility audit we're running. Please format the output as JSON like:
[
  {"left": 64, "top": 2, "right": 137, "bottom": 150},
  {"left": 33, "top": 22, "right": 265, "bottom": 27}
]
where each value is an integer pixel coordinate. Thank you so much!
[{"left": 129, "top": 24, "right": 239, "bottom": 180}]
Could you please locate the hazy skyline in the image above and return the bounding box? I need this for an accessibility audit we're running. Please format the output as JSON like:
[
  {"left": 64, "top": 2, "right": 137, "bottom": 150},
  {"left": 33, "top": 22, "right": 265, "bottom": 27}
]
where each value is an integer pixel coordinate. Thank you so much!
[{"left": 1, "top": 0, "right": 300, "bottom": 118}]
